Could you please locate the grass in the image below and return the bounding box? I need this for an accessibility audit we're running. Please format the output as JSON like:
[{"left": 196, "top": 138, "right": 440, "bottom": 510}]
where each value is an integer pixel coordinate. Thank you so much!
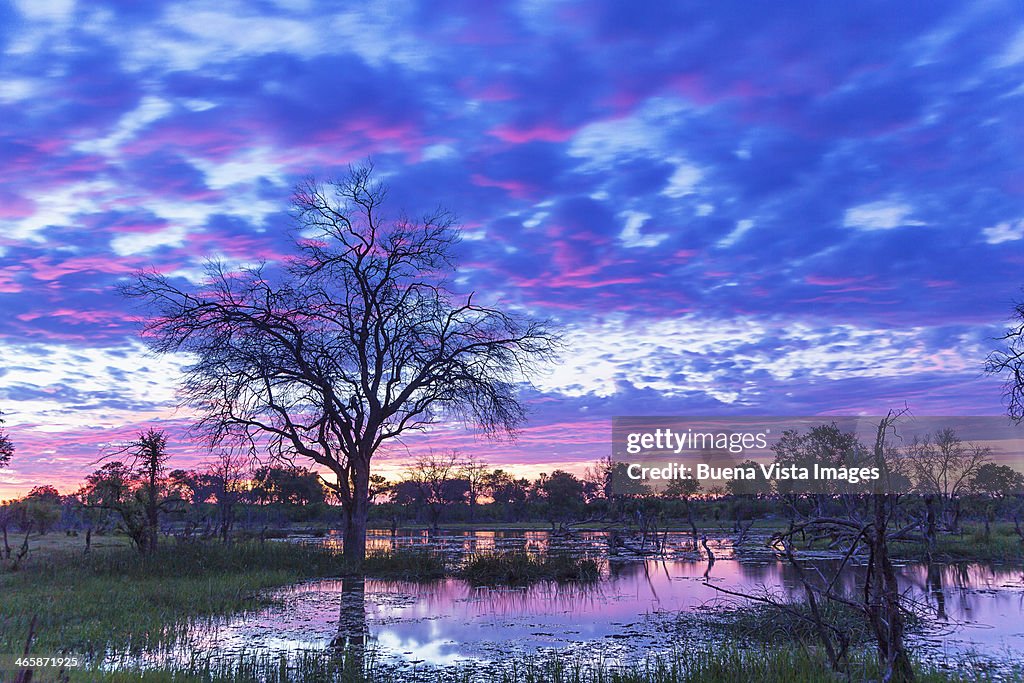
[
  {"left": 691, "top": 596, "right": 925, "bottom": 650},
  {"left": 890, "top": 526, "right": 1023, "bottom": 563},
  {"left": 50, "top": 644, "right": 1016, "bottom": 683},
  {"left": 0, "top": 536, "right": 600, "bottom": 662},
  {"left": 361, "top": 549, "right": 447, "bottom": 580},
  {"left": 0, "top": 540, "right": 350, "bottom": 656},
  {"left": 460, "top": 551, "right": 600, "bottom": 585},
  {"left": 709, "top": 599, "right": 879, "bottom": 646}
]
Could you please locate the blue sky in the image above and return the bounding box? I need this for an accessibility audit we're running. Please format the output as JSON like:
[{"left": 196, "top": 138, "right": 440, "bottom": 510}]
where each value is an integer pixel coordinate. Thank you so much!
[{"left": 1, "top": 1, "right": 1023, "bottom": 496}]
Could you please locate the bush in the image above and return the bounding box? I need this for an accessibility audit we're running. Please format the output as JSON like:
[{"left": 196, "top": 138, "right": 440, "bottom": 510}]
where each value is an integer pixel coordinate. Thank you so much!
[{"left": 461, "top": 552, "right": 600, "bottom": 585}]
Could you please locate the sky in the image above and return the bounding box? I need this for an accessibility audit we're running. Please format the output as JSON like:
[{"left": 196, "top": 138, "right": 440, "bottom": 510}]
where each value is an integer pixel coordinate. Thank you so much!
[{"left": 1, "top": 1, "right": 1023, "bottom": 498}]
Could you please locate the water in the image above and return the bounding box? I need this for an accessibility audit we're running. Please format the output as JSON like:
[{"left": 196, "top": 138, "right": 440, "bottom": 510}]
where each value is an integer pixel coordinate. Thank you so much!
[{"left": 123, "top": 530, "right": 1024, "bottom": 674}]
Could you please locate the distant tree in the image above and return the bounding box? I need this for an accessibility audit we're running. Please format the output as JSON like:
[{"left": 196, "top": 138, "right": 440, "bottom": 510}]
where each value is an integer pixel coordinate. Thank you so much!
[
  {"left": 772, "top": 423, "right": 870, "bottom": 520},
  {"left": 83, "top": 461, "right": 151, "bottom": 551},
  {"left": 773, "top": 424, "right": 868, "bottom": 495},
  {"left": 86, "top": 428, "right": 172, "bottom": 553},
  {"left": 971, "top": 462, "right": 1024, "bottom": 538},
  {"left": 252, "top": 466, "right": 325, "bottom": 506},
  {"left": 128, "top": 429, "right": 170, "bottom": 551},
  {"left": 986, "top": 295, "right": 1024, "bottom": 422},
  {"left": 905, "top": 428, "right": 989, "bottom": 534},
  {"left": 26, "top": 485, "right": 59, "bottom": 499},
  {"left": 460, "top": 455, "right": 490, "bottom": 524},
  {"left": 0, "top": 410, "right": 13, "bottom": 470},
  {"left": 724, "top": 460, "right": 766, "bottom": 497},
  {"left": 123, "top": 163, "right": 559, "bottom": 562},
  {"left": 539, "top": 470, "right": 585, "bottom": 525},
  {"left": 367, "top": 474, "right": 391, "bottom": 505},
  {"left": 206, "top": 451, "right": 249, "bottom": 543},
  {"left": 0, "top": 501, "right": 16, "bottom": 558},
  {"left": 481, "top": 469, "right": 528, "bottom": 522},
  {"left": 24, "top": 485, "right": 62, "bottom": 535},
  {"left": 406, "top": 451, "right": 463, "bottom": 530},
  {"left": 971, "top": 462, "right": 1024, "bottom": 496},
  {"left": 664, "top": 476, "right": 702, "bottom": 547},
  {"left": 391, "top": 480, "right": 424, "bottom": 508},
  {"left": 605, "top": 462, "right": 653, "bottom": 499}
]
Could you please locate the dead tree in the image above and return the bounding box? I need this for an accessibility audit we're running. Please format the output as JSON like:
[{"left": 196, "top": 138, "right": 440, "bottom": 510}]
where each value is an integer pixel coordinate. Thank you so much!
[
  {"left": 703, "top": 412, "right": 918, "bottom": 682},
  {"left": 0, "top": 410, "right": 13, "bottom": 471},
  {"left": 986, "top": 294, "right": 1024, "bottom": 422}
]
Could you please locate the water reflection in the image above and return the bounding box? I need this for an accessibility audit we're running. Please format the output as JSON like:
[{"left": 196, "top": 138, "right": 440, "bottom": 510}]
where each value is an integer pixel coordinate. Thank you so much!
[
  {"left": 164, "top": 531, "right": 1024, "bottom": 672},
  {"left": 329, "top": 576, "right": 367, "bottom": 672}
]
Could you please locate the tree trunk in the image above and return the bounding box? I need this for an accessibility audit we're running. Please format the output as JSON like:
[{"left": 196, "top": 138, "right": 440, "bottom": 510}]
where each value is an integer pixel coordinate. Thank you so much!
[
  {"left": 685, "top": 500, "right": 699, "bottom": 550},
  {"left": 146, "top": 471, "right": 159, "bottom": 553},
  {"left": 342, "top": 463, "right": 370, "bottom": 564},
  {"left": 923, "top": 495, "right": 937, "bottom": 559},
  {"left": 869, "top": 494, "right": 915, "bottom": 682},
  {"left": 867, "top": 417, "right": 914, "bottom": 683},
  {"left": 343, "top": 503, "right": 368, "bottom": 564}
]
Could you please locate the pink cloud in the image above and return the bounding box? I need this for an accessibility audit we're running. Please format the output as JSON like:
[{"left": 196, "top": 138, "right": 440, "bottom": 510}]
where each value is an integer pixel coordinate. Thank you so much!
[
  {"left": 487, "top": 123, "right": 578, "bottom": 144},
  {"left": 0, "top": 267, "right": 24, "bottom": 293},
  {"left": 0, "top": 194, "right": 36, "bottom": 219},
  {"left": 25, "top": 256, "right": 139, "bottom": 281},
  {"left": 469, "top": 173, "right": 534, "bottom": 199},
  {"left": 16, "top": 308, "right": 131, "bottom": 325},
  {"left": 804, "top": 274, "right": 892, "bottom": 292}
]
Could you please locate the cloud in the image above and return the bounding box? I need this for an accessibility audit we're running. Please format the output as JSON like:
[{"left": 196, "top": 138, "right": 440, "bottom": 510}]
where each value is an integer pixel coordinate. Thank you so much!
[
  {"left": 1, "top": 1, "right": 1022, "bottom": 496},
  {"left": 73, "top": 96, "right": 173, "bottom": 157},
  {"left": 110, "top": 225, "right": 189, "bottom": 256},
  {"left": 981, "top": 219, "right": 1024, "bottom": 245},
  {"left": 843, "top": 201, "right": 926, "bottom": 231}
]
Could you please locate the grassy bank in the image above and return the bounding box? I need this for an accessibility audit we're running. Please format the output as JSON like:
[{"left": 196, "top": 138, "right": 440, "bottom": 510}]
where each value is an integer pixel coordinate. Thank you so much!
[
  {"left": 59, "top": 644, "right": 1009, "bottom": 683},
  {"left": 0, "top": 537, "right": 603, "bottom": 659},
  {"left": 0, "top": 540, "right": 350, "bottom": 655},
  {"left": 890, "top": 526, "right": 1023, "bottom": 563}
]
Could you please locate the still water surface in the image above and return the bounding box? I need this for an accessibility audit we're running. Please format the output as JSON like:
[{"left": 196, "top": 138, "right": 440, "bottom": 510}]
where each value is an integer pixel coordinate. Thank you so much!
[{"left": 136, "top": 530, "right": 1024, "bottom": 672}]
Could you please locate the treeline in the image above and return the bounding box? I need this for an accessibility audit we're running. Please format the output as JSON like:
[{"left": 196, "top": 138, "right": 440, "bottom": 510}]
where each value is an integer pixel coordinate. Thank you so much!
[{"left": 2, "top": 423, "right": 1024, "bottom": 556}]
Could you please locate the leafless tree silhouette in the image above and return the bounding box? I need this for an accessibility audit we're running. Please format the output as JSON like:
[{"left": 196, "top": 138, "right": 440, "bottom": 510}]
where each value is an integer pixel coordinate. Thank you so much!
[
  {"left": 0, "top": 410, "right": 13, "bottom": 471},
  {"left": 123, "top": 163, "right": 559, "bottom": 562},
  {"left": 987, "top": 296, "right": 1024, "bottom": 422}
]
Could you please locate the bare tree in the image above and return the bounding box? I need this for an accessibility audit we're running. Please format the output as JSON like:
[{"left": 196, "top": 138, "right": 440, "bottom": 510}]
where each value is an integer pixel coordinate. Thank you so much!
[
  {"left": 906, "top": 428, "right": 989, "bottom": 535},
  {"left": 206, "top": 451, "right": 249, "bottom": 544},
  {"left": 406, "top": 450, "right": 464, "bottom": 531},
  {"left": 986, "top": 296, "right": 1024, "bottom": 422},
  {"left": 460, "top": 454, "right": 490, "bottom": 524},
  {"left": 123, "top": 164, "right": 559, "bottom": 562},
  {"left": 702, "top": 412, "right": 918, "bottom": 683},
  {"left": 0, "top": 410, "right": 13, "bottom": 471}
]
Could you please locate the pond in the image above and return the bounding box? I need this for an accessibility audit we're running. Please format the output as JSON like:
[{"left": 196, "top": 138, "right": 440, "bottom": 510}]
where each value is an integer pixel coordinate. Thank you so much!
[{"left": 116, "top": 530, "right": 1024, "bottom": 676}]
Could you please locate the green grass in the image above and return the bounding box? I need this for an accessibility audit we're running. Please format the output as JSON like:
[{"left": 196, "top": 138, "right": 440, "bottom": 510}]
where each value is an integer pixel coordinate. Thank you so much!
[
  {"left": 53, "top": 644, "right": 1014, "bottom": 683},
  {"left": 702, "top": 594, "right": 927, "bottom": 646},
  {"left": 0, "top": 541, "right": 350, "bottom": 656},
  {"left": 890, "top": 525, "right": 1024, "bottom": 562},
  {"left": 0, "top": 538, "right": 596, "bottom": 662},
  {"left": 707, "top": 599, "right": 880, "bottom": 646},
  {"left": 461, "top": 551, "right": 600, "bottom": 585},
  {"left": 361, "top": 549, "right": 447, "bottom": 580}
]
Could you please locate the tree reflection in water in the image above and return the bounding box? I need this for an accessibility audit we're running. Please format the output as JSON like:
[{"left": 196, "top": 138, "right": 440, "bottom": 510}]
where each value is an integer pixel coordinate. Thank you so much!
[
  {"left": 926, "top": 562, "right": 946, "bottom": 621},
  {"left": 330, "top": 576, "right": 367, "bottom": 671}
]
